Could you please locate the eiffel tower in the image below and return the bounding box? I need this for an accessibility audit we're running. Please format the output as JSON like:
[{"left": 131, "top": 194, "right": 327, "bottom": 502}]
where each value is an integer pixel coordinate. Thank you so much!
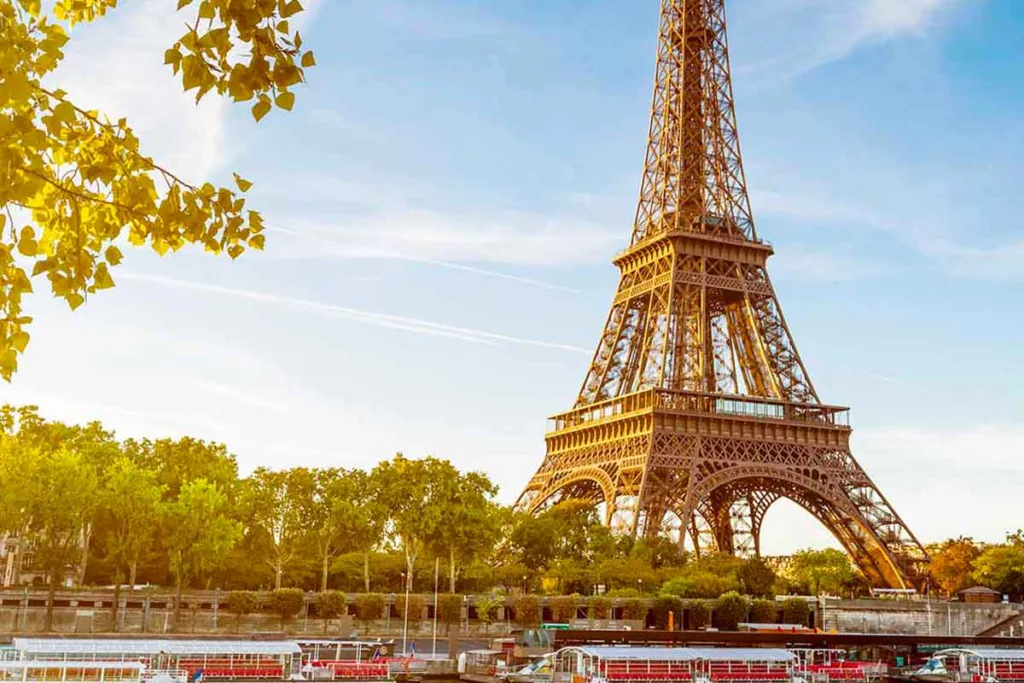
[{"left": 517, "top": 0, "right": 928, "bottom": 588}]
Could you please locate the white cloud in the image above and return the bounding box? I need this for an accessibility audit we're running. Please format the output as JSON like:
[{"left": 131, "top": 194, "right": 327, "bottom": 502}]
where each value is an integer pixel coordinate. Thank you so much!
[
  {"left": 921, "top": 239, "right": 1024, "bottom": 281},
  {"left": 732, "top": 0, "right": 963, "bottom": 83},
  {"left": 771, "top": 244, "right": 887, "bottom": 282},
  {"left": 284, "top": 208, "right": 622, "bottom": 268}
]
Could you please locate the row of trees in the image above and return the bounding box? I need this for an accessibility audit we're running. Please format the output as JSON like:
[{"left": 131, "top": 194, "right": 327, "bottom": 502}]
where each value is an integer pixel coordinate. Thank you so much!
[{"left": 928, "top": 535, "right": 1024, "bottom": 600}]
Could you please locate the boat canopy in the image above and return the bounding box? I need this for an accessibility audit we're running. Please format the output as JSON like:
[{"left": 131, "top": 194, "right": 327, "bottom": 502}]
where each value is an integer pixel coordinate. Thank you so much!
[
  {"left": 13, "top": 639, "right": 301, "bottom": 656},
  {"left": 558, "top": 647, "right": 794, "bottom": 663},
  {"left": 934, "top": 649, "right": 1024, "bottom": 661}
]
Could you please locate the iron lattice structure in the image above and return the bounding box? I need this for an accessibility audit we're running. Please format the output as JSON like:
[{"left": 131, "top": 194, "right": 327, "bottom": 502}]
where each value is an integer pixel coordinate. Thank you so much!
[{"left": 517, "top": 0, "right": 928, "bottom": 588}]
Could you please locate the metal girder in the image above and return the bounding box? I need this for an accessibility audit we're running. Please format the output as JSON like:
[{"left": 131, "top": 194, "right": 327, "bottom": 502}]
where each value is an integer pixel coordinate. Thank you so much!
[{"left": 515, "top": 0, "right": 929, "bottom": 589}]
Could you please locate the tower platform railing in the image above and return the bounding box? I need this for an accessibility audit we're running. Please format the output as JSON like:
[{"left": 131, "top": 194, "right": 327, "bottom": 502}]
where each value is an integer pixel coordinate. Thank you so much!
[{"left": 548, "top": 390, "right": 850, "bottom": 434}]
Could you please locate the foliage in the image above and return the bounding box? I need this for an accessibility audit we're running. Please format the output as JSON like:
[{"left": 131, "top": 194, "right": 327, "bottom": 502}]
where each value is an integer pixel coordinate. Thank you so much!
[
  {"left": 0, "top": 0, "right": 316, "bottom": 379},
  {"left": 781, "top": 598, "right": 810, "bottom": 626},
  {"left": 749, "top": 598, "right": 778, "bottom": 624},
  {"left": 314, "top": 591, "right": 347, "bottom": 620},
  {"left": 651, "top": 595, "right": 683, "bottom": 630},
  {"left": 549, "top": 594, "right": 578, "bottom": 623},
  {"left": 437, "top": 593, "right": 462, "bottom": 625},
  {"left": 687, "top": 600, "right": 711, "bottom": 629},
  {"left": 590, "top": 596, "right": 612, "bottom": 620},
  {"left": 972, "top": 535, "right": 1024, "bottom": 600},
  {"left": 620, "top": 597, "right": 646, "bottom": 621},
  {"left": 371, "top": 455, "right": 460, "bottom": 591},
  {"left": 100, "top": 457, "right": 164, "bottom": 587},
  {"left": 266, "top": 588, "right": 305, "bottom": 626},
  {"left": 314, "top": 590, "right": 346, "bottom": 633},
  {"left": 738, "top": 558, "right": 777, "bottom": 597},
  {"left": 225, "top": 591, "right": 259, "bottom": 620},
  {"left": 164, "top": 478, "right": 241, "bottom": 623},
  {"left": 475, "top": 594, "right": 504, "bottom": 627},
  {"left": 789, "top": 548, "right": 854, "bottom": 595},
  {"left": 428, "top": 470, "right": 501, "bottom": 592},
  {"left": 713, "top": 591, "right": 749, "bottom": 631},
  {"left": 241, "top": 467, "right": 306, "bottom": 590},
  {"left": 355, "top": 593, "right": 385, "bottom": 624},
  {"left": 0, "top": 440, "right": 98, "bottom": 627},
  {"left": 513, "top": 594, "right": 541, "bottom": 626},
  {"left": 396, "top": 593, "right": 426, "bottom": 621}
]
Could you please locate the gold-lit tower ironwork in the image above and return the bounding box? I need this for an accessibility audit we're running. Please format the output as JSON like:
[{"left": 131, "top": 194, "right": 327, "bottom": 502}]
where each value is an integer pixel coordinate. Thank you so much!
[{"left": 517, "top": 0, "right": 928, "bottom": 588}]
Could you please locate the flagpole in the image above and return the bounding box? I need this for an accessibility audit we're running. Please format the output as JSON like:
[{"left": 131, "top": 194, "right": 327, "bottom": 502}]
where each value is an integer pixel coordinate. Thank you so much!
[{"left": 431, "top": 557, "right": 439, "bottom": 657}]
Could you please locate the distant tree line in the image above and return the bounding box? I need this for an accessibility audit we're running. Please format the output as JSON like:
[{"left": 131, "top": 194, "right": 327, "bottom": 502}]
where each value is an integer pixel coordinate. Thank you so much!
[{"left": 7, "top": 404, "right": 1016, "bottom": 632}]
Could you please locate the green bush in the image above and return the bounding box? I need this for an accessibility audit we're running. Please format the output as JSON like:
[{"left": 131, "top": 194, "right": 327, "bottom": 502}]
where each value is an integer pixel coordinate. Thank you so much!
[
  {"left": 437, "top": 594, "right": 462, "bottom": 626},
  {"left": 620, "top": 597, "right": 647, "bottom": 621},
  {"left": 314, "top": 591, "right": 347, "bottom": 634},
  {"left": 549, "top": 595, "right": 578, "bottom": 623},
  {"left": 749, "top": 598, "right": 778, "bottom": 624},
  {"left": 589, "top": 596, "right": 611, "bottom": 620},
  {"left": 225, "top": 591, "right": 259, "bottom": 628},
  {"left": 738, "top": 559, "right": 777, "bottom": 597},
  {"left": 396, "top": 593, "right": 426, "bottom": 620},
  {"left": 781, "top": 597, "right": 810, "bottom": 626},
  {"left": 513, "top": 594, "right": 541, "bottom": 626},
  {"left": 713, "top": 591, "right": 749, "bottom": 631},
  {"left": 651, "top": 595, "right": 683, "bottom": 630},
  {"left": 265, "top": 588, "right": 305, "bottom": 627},
  {"left": 355, "top": 593, "right": 385, "bottom": 625},
  {"left": 687, "top": 599, "right": 711, "bottom": 629}
]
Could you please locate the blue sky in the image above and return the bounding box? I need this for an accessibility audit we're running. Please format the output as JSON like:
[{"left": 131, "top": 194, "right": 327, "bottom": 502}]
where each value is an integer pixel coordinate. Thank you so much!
[{"left": 10, "top": 0, "right": 1024, "bottom": 554}]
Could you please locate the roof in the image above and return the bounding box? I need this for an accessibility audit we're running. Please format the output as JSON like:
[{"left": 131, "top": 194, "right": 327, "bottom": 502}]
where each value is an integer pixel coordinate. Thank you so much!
[
  {"left": 13, "top": 639, "right": 301, "bottom": 656},
  {"left": 0, "top": 661, "right": 146, "bottom": 670},
  {"left": 935, "top": 649, "right": 1024, "bottom": 661},
  {"left": 959, "top": 586, "right": 1002, "bottom": 595},
  {"left": 564, "top": 647, "right": 703, "bottom": 661},
  {"left": 560, "top": 647, "right": 793, "bottom": 663},
  {"left": 689, "top": 649, "right": 794, "bottom": 662}
]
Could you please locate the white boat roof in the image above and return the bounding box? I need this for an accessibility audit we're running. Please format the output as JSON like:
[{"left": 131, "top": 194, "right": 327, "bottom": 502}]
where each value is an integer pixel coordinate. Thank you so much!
[
  {"left": 565, "top": 647, "right": 703, "bottom": 661},
  {"left": 561, "top": 647, "right": 793, "bottom": 663},
  {"left": 936, "top": 649, "right": 1024, "bottom": 661},
  {"left": 13, "top": 639, "right": 300, "bottom": 656},
  {"left": 0, "top": 661, "right": 145, "bottom": 670}
]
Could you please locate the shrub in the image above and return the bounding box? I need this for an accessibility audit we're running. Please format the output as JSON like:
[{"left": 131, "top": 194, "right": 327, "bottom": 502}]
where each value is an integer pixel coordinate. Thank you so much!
[
  {"left": 620, "top": 597, "right": 646, "bottom": 621},
  {"left": 738, "top": 559, "right": 777, "bottom": 597},
  {"left": 396, "top": 593, "right": 426, "bottom": 621},
  {"left": 225, "top": 591, "right": 259, "bottom": 631},
  {"left": 437, "top": 594, "right": 462, "bottom": 628},
  {"left": 314, "top": 591, "right": 346, "bottom": 633},
  {"left": 475, "top": 594, "right": 504, "bottom": 632},
  {"left": 652, "top": 595, "right": 684, "bottom": 630},
  {"left": 355, "top": 593, "right": 385, "bottom": 625},
  {"left": 750, "top": 598, "right": 778, "bottom": 624},
  {"left": 713, "top": 591, "right": 749, "bottom": 631},
  {"left": 266, "top": 588, "right": 305, "bottom": 627},
  {"left": 781, "top": 597, "right": 810, "bottom": 626},
  {"left": 549, "top": 595, "right": 578, "bottom": 623},
  {"left": 513, "top": 594, "right": 541, "bottom": 626},
  {"left": 589, "top": 596, "right": 612, "bottom": 620},
  {"left": 688, "top": 599, "right": 711, "bottom": 629},
  {"left": 605, "top": 587, "right": 641, "bottom": 598}
]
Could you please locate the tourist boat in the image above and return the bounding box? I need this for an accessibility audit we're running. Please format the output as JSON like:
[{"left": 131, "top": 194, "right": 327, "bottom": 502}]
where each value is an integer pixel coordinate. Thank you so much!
[
  {"left": 552, "top": 646, "right": 796, "bottom": 683},
  {"left": 0, "top": 659, "right": 186, "bottom": 683},
  {"left": 295, "top": 639, "right": 395, "bottom": 681},
  {"left": 791, "top": 649, "right": 887, "bottom": 682},
  {"left": 502, "top": 653, "right": 555, "bottom": 683},
  {"left": 885, "top": 649, "right": 1024, "bottom": 683},
  {"left": 9, "top": 639, "right": 302, "bottom": 681}
]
